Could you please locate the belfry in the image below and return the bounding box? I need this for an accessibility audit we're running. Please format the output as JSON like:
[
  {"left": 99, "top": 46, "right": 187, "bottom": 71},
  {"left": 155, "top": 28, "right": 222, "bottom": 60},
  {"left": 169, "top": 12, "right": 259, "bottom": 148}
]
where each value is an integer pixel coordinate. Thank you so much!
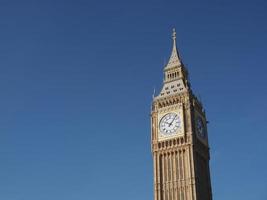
[{"left": 151, "top": 29, "right": 213, "bottom": 200}]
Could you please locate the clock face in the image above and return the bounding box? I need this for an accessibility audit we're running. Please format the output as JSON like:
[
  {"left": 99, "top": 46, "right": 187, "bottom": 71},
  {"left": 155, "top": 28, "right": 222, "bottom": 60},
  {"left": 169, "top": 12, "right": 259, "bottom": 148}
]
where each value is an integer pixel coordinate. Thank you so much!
[
  {"left": 159, "top": 113, "right": 181, "bottom": 136},
  {"left": 196, "top": 117, "right": 205, "bottom": 138}
]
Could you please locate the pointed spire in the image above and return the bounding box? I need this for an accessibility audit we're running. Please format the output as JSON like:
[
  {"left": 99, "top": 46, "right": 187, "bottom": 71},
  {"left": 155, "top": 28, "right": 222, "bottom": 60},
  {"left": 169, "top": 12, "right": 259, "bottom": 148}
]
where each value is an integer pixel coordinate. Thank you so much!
[{"left": 164, "top": 28, "right": 182, "bottom": 70}]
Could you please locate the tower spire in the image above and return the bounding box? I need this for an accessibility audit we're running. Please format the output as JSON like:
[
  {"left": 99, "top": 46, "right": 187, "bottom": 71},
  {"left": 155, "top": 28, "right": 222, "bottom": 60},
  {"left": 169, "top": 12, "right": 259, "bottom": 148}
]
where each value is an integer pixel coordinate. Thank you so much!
[{"left": 165, "top": 28, "right": 182, "bottom": 69}]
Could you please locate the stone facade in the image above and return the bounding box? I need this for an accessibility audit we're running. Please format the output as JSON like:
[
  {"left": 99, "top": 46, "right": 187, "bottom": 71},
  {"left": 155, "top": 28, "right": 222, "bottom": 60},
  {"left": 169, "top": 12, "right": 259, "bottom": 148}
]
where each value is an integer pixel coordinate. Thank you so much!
[{"left": 151, "top": 29, "right": 212, "bottom": 200}]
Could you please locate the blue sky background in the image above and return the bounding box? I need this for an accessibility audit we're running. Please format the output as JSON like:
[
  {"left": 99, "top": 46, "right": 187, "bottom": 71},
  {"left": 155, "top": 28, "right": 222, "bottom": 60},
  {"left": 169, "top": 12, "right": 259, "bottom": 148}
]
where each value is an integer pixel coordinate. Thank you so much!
[{"left": 0, "top": 0, "right": 267, "bottom": 199}]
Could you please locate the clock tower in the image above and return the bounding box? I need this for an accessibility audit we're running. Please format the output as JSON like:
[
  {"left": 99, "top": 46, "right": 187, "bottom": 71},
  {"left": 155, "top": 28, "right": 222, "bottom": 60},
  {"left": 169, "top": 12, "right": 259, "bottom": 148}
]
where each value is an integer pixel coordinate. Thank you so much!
[{"left": 151, "top": 29, "right": 212, "bottom": 200}]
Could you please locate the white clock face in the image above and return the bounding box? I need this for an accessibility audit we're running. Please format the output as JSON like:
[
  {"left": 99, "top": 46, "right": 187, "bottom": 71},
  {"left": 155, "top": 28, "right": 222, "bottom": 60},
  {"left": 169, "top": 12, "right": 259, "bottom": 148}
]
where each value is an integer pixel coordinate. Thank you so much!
[{"left": 159, "top": 113, "right": 181, "bottom": 136}]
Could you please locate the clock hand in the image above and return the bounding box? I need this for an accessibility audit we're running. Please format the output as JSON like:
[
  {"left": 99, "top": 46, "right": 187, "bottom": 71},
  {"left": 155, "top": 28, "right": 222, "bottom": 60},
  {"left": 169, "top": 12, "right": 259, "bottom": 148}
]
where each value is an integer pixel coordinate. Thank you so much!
[{"left": 168, "top": 115, "right": 177, "bottom": 127}]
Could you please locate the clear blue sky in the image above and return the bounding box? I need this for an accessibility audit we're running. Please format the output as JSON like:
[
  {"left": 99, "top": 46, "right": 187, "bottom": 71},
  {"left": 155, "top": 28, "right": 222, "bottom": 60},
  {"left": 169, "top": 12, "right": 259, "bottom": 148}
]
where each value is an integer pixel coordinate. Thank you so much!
[{"left": 1, "top": 0, "right": 267, "bottom": 199}]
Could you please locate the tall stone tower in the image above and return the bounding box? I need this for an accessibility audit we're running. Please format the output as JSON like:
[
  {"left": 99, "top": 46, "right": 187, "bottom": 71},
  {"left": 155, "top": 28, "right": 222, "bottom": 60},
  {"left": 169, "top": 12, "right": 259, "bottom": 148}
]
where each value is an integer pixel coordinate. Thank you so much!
[{"left": 151, "top": 29, "right": 212, "bottom": 200}]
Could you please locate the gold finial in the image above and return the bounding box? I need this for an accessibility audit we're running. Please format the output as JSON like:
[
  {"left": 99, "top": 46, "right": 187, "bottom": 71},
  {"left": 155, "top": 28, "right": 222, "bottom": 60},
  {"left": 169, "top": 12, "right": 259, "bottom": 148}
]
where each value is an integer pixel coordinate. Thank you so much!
[{"left": 172, "top": 28, "right": 176, "bottom": 41}]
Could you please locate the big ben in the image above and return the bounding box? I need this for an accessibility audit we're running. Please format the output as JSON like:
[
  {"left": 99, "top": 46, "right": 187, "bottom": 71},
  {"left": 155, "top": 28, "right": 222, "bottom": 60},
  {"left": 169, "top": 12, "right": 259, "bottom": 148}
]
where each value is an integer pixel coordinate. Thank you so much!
[{"left": 151, "top": 29, "right": 213, "bottom": 200}]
